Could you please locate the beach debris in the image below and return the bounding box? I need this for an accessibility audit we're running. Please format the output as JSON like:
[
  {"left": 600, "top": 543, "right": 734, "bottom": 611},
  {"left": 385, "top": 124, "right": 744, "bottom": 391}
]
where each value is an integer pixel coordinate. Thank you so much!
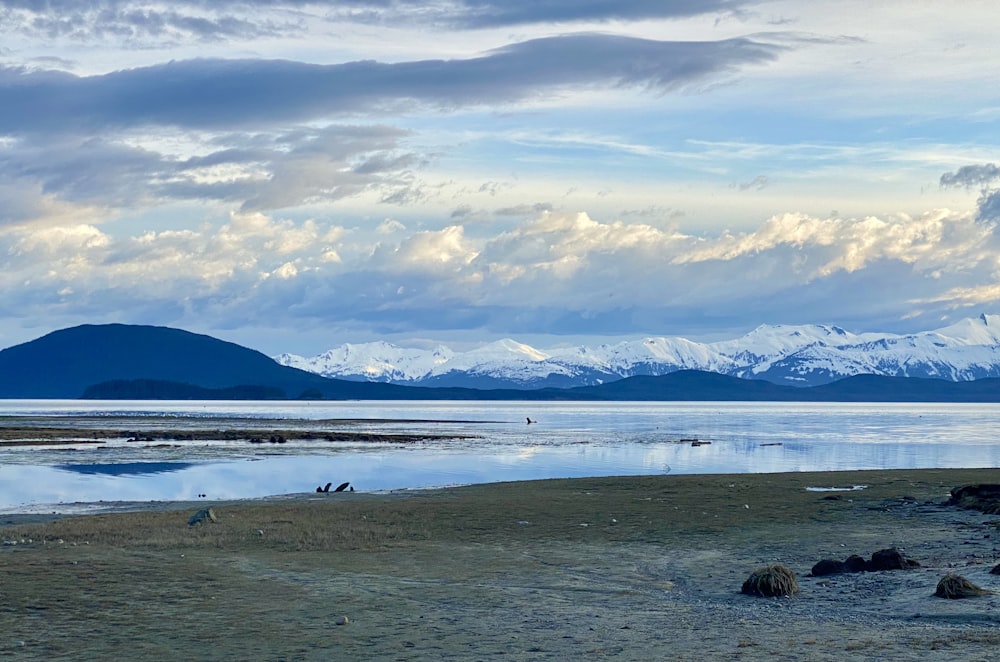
[
  {"left": 334, "top": 615, "right": 350, "bottom": 626},
  {"left": 869, "top": 547, "right": 920, "bottom": 571},
  {"left": 946, "top": 484, "right": 1000, "bottom": 514},
  {"left": 811, "top": 552, "right": 891, "bottom": 576},
  {"left": 741, "top": 564, "right": 799, "bottom": 597},
  {"left": 811, "top": 559, "right": 848, "bottom": 576},
  {"left": 188, "top": 507, "right": 217, "bottom": 526},
  {"left": 934, "top": 573, "right": 992, "bottom": 599},
  {"left": 844, "top": 555, "right": 867, "bottom": 572}
]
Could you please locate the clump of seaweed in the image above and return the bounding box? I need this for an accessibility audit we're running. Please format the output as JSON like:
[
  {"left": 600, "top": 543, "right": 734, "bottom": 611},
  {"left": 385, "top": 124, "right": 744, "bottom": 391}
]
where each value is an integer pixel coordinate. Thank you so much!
[
  {"left": 946, "top": 484, "right": 1000, "bottom": 514},
  {"left": 741, "top": 564, "right": 799, "bottom": 597},
  {"left": 934, "top": 573, "right": 992, "bottom": 599}
]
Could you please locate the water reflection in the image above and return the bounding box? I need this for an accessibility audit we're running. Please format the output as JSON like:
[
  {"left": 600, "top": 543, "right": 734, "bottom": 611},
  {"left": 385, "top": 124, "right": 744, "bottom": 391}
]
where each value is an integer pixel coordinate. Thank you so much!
[
  {"left": 3, "top": 400, "right": 1000, "bottom": 512},
  {"left": 55, "top": 462, "right": 197, "bottom": 477}
]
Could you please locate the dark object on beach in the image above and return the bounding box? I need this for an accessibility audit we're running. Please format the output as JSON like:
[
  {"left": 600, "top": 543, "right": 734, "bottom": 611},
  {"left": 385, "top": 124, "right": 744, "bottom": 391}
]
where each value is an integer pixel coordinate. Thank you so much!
[
  {"left": 946, "top": 484, "right": 1000, "bottom": 514},
  {"left": 811, "top": 554, "right": 869, "bottom": 575},
  {"left": 844, "top": 555, "right": 867, "bottom": 573},
  {"left": 811, "top": 559, "right": 847, "bottom": 576},
  {"left": 741, "top": 564, "right": 799, "bottom": 597},
  {"left": 188, "top": 507, "right": 217, "bottom": 526},
  {"left": 934, "top": 573, "right": 992, "bottom": 599},
  {"left": 868, "top": 547, "right": 920, "bottom": 571},
  {"left": 334, "top": 482, "right": 350, "bottom": 492}
]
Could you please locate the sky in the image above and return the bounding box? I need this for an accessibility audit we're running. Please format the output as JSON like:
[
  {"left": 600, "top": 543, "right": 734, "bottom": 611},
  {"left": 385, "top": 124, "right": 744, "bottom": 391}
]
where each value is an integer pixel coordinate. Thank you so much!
[{"left": 1, "top": 1, "right": 999, "bottom": 355}]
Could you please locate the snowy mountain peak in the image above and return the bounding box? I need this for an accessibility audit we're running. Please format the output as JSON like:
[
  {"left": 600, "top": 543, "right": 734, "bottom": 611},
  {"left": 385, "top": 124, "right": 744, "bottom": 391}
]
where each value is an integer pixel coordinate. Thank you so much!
[
  {"left": 931, "top": 314, "right": 1000, "bottom": 346},
  {"left": 274, "top": 313, "right": 1000, "bottom": 389},
  {"left": 464, "top": 338, "right": 550, "bottom": 362}
]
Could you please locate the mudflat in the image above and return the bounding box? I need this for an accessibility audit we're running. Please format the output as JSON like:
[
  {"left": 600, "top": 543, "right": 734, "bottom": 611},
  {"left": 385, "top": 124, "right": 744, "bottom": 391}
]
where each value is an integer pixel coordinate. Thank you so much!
[{"left": 3, "top": 468, "right": 1000, "bottom": 661}]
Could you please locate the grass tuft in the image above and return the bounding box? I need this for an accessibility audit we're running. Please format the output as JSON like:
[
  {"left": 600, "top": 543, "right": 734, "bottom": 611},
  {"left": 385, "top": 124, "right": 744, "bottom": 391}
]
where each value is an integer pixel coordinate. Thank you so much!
[
  {"left": 934, "top": 573, "right": 992, "bottom": 599},
  {"left": 740, "top": 563, "right": 799, "bottom": 597}
]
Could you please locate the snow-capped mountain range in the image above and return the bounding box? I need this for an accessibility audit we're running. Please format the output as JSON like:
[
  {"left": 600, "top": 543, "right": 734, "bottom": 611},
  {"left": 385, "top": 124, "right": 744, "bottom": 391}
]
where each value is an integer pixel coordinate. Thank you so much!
[{"left": 274, "top": 314, "right": 1000, "bottom": 389}]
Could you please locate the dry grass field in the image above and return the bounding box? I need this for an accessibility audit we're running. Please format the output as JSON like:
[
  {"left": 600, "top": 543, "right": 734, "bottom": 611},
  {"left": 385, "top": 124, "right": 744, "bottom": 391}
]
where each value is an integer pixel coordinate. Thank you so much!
[{"left": 4, "top": 469, "right": 1000, "bottom": 660}]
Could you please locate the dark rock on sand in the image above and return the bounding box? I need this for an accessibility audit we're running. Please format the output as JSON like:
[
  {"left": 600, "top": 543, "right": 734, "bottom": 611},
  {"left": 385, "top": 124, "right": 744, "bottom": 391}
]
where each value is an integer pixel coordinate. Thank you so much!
[
  {"left": 811, "top": 559, "right": 848, "bottom": 576},
  {"left": 844, "top": 555, "right": 868, "bottom": 573},
  {"left": 812, "top": 554, "right": 869, "bottom": 576},
  {"left": 868, "top": 547, "right": 920, "bottom": 571}
]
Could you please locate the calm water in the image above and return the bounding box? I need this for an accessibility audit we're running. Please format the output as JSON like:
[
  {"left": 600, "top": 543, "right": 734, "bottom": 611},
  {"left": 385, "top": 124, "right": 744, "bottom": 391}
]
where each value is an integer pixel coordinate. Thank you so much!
[{"left": 2, "top": 400, "right": 1000, "bottom": 512}]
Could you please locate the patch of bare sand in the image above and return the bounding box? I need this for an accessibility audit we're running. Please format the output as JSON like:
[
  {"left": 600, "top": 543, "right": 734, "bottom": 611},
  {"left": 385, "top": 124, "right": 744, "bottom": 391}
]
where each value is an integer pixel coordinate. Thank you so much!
[{"left": 3, "top": 469, "right": 1000, "bottom": 660}]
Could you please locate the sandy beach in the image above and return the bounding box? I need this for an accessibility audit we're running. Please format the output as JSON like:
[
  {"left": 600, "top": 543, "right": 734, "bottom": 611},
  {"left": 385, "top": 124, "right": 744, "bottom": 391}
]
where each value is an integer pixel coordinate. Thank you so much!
[{"left": 3, "top": 468, "right": 1000, "bottom": 660}]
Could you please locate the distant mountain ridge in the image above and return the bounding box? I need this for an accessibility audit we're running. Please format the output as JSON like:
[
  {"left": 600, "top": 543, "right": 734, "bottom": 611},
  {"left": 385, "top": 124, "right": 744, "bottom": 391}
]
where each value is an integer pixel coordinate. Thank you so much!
[
  {"left": 5, "top": 322, "right": 1000, "bottom": 401},
  {"left": 275, "top": 314, "right": 1000, "bottom": 389}
]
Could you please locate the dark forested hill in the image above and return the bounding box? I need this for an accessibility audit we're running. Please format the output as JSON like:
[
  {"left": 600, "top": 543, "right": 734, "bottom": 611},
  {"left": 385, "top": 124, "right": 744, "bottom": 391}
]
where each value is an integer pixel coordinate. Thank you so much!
[{"left": 0, "top": 324, "right": 418, "bottom": 399}]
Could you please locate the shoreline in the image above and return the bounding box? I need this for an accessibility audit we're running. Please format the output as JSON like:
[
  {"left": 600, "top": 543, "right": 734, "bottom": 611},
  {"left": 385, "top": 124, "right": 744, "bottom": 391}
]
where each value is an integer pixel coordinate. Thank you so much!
[
  {"left": 2, "top": 465, "right": 998, "bottom": 517},
  {"left": 5, "top": 468, "right": 1000, "bottom": 659}
]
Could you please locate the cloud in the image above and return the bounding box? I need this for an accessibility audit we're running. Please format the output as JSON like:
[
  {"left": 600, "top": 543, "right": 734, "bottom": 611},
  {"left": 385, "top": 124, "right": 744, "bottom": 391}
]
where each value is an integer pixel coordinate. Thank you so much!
[
  {"left": 363, "top": 0, "right": 754, "bottom": 29},
  {"left": 735, "top": 174, "right": 769, "bottom": 191},
  {"left": 0, "top": 1, "right": 756, "bottom": 43},
  {"left": 0, "top": 124, "right": 419, "bottom": 221},
  {"left": 0, "top": 35, "right": 783, "bottom": 135},
  {"left": 940, "top": 163, "right": 1000, "bottom": 189},
  {"left": 0, "top": 33, "right": 784, "bottom": 220},
  {"left": 940, "top": 163, "right": 1000, "bottom": 222},
  {"left": 494, "top": 202, "right": 553, "bottom": 216},
  {"left": 4, "top": 205, "right": 1000, "bottom": 340},
  {"left": 0, "top": 2, "right": 295, "bottom": 43},
  {"left": 976, "top": 189, "right": 1000, "bottom": 222}
]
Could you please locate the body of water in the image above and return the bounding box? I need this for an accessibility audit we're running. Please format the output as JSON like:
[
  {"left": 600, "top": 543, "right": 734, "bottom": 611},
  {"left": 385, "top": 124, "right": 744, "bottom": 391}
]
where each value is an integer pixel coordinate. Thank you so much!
[{"left": 2, "top": 400, "right": 1000, "bottom": 512}]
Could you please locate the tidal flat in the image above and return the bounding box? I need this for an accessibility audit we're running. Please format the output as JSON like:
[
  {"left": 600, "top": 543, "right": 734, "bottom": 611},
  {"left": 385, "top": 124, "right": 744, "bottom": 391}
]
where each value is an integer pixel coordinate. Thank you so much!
[{"left": 3, "top": 468, "right": 1000, "bottom": 660}]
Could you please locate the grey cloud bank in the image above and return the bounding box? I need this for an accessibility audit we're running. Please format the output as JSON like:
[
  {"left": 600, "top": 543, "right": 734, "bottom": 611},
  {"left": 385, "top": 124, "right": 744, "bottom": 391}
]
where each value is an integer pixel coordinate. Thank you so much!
[{"left": 0, "top": 35, "right": 780, "bottom": 133}]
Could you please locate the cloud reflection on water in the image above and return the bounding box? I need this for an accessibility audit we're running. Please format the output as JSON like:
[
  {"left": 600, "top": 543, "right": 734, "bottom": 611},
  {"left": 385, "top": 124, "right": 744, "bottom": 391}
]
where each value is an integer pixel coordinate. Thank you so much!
[{"left": 4, "top": 400, "right": 1000, "bottom": 512}]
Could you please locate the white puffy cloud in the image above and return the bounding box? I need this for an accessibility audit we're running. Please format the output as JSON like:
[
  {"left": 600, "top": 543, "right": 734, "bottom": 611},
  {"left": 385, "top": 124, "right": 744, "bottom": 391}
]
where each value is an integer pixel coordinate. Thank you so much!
[{"left": 10, "top": 206, "right": 998, "bottom": 345}]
